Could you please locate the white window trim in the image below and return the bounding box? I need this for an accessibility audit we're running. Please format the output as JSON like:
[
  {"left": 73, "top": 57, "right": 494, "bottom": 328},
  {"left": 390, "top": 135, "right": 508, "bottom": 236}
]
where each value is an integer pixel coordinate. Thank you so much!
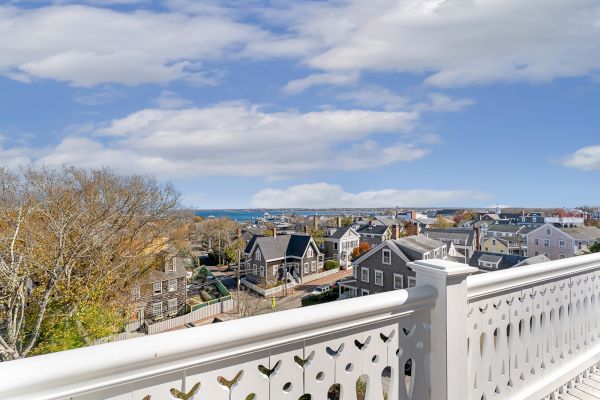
[
  {"left": 272, "top": 265, "right": 278, "bottom": 276},
  {"left": 374, "top": 269, "right": 384, "bottom": 286},
  {"left": 167, "top": 298, "right": 177, "bottom": 315},
  {"left": 361, "top": 267, "right": 369, "bottom": 283},
  {"left": 131, "top": 285, "right": 141, "bottom": 301},
  {"left": 407, "top": 277, "right": 417, "bottom": 288},
  {"left": 152, "top": 302, "right": 163, "bottom": 318},
  {"left": 256, "top": 249, "right": 262, "bottom": 261},
  {"left": 168, "top": 279, "right": 177, "bottom": 292},
  {"left": 393, "top": 273, "right": 403, "bottom": 290},
  {"left": 303, "top": 263, "right": 309, "bottom": 274},
  {"left": 153, "top": 282, "right": 162, "bottom": 295},
  {"left": 361, "top": 288, "right": 370, "bottom": 296},
  {"left": 311, "top": 260, "right": 316, "bottom": 272},
  {"left": 259, "top": 266, "right": 265, "bottom": 277},
  {"left": 382, "top": 249, "right": 391, "bottom": 265}
]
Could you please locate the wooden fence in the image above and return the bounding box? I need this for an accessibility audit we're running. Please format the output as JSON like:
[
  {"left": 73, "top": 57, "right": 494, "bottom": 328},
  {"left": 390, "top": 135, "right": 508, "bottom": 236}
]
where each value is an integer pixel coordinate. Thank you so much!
[{"left": 146, "top": 298, "right": 234, "bottom": 335}]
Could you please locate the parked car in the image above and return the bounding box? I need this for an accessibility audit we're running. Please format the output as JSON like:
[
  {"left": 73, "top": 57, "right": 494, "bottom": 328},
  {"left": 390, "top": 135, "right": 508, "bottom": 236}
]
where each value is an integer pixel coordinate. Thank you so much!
[{"left": 311, "top": 285, "right": 331, "bottom": 295}]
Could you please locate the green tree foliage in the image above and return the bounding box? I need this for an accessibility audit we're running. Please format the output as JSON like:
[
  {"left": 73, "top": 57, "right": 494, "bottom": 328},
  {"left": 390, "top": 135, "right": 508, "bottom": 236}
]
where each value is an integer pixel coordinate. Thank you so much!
[{"left": 590, "top": 239, "right": 600, "bottom": 253}]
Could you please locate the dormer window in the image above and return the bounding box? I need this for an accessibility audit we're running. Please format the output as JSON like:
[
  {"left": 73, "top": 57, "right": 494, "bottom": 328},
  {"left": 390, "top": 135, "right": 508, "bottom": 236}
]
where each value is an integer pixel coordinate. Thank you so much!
[
  {"left": 166, "top": 258, "right": 176, "bottom": 273},
  {"left": 307, "top": 247, "right": 314, "bottom": 258}
]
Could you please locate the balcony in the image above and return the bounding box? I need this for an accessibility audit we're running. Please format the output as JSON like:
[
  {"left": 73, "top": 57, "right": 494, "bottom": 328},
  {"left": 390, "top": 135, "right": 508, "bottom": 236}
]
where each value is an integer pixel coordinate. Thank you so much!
[{"left": 3, "top": 254, "right": 600, "bottom": 399}]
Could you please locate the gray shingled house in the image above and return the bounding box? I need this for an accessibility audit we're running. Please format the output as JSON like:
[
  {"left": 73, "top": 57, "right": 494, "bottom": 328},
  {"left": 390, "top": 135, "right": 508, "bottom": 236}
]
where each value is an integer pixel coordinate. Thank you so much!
[{"left": 244, "top": 233, "right": 323, "bottom": 286}]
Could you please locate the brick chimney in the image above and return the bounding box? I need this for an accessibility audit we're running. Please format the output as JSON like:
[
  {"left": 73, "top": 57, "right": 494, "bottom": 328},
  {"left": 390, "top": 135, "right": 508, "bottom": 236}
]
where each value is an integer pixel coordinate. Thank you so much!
[
  {"left": 413, "top": 221, "right": 421, "bottom": 236},
  {"left": 368, "top": 219, "right": 373, "bottom": 227},
  {"left": 474, "top": 226, "right": 481, "bottom": 251},
  {"left": 313, "top": 214, "right": 318, "bottom": 229},
  {"left": 304, "top": 225, "right": 309, "bottom": 234},
  {"left": 411, "top": 210, "right": 417, "bottom": 220},
  {"left": 392, "top": 224, "right": 400, "bottom": 240},
  {"left": 336, "top": 216, "right": 342, "bottom": 228}
]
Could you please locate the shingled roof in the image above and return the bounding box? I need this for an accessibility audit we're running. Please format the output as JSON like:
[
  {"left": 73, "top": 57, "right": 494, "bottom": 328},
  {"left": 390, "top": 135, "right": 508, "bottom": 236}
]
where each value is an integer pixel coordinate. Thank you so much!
[{"left": 247, "top": 234, "right": 317, "bottom": 261}]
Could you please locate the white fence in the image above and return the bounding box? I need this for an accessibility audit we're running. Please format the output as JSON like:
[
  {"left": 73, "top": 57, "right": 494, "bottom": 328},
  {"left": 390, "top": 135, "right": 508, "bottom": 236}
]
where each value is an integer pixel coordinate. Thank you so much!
[
  {"left": 146, "top": 299, "right": 234, "bottom": 335},
  {"left": 240, "top": 278, "right": 295, "bottom": 297},
  {"left": 301, "top": 267, "right": 340, "bottom": 283}
]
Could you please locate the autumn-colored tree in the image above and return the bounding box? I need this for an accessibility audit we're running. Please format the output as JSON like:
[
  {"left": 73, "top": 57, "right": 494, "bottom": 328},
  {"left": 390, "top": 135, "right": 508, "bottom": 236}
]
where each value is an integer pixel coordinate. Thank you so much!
[
  {"left": 352, "top": 242, "right": 371, "bottom": 259},
  {"left": 432, "top": 215, "right": 454, "bottom": 228},
  {"left": 195, "top": 217, "right": 240, "bottom": 265},
  {"left": 403, "top": 221, "right": 418, "bottom": 236},
  {"left": 0, "top": 166, "right": 181, "bottom": 360}
]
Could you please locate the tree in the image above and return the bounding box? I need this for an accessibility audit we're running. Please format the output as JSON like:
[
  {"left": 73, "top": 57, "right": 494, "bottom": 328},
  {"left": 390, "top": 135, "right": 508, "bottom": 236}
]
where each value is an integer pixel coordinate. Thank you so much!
[
  {"left": 0, "top": 166, "right": 181, "bottom": 360},
  {"left": 308, "top": 227, "right": 325, "bottom": 247},
  {"left": 352, "top": 242, "right": 371, "bottom": 259},
  {"left": 590, "top": 239, "right": 600, "bottom": 253},
  {"left": 403, "top": 221, "right": 419, "bottom": 236},
  {"left": 195, "top": 218, "right": 240, "bottom": 265},
  {"left": 432, "top": 215, "right": 454, "bottom": 228},
  {"left": 340, "top": 216, "right": 354, "bottom": 227}
]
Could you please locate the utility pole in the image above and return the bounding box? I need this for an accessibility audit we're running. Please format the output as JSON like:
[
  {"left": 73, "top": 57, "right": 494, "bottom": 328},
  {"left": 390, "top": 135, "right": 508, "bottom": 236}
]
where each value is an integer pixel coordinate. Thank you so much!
[{"left": 236, "top": 248, "right": 241, "bottom": 313}]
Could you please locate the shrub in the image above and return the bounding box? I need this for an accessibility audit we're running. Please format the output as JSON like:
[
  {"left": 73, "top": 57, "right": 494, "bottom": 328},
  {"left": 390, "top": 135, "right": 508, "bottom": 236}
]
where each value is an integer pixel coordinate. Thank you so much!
[
  {"left": 301, "top": 290, "right": 338, "bottom": 307},
  {"left": 324, "top": 260, "right": 340, "bottom": 271}
]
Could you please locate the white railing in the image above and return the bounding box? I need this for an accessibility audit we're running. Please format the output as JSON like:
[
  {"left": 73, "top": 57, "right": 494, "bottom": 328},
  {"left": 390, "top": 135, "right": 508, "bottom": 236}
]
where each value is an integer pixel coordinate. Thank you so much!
[
  {"left": 240, "top": 277, "right": 296, "bottom": 297},
  {"left": 465, "top": 253, "right": 600, "bottom": 400},
  {"left": 4, "top": 254, "right": 600, "bottom": 400},
  {"left": 0, "top": 287, "right": 436, "bottom": 400},
  {"left": 301, "top": 267, "right": 340, "bottom": 284}
]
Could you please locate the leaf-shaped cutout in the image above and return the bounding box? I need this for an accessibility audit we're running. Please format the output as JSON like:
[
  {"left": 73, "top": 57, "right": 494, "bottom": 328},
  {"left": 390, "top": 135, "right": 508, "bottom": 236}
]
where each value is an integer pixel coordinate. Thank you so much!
[
  {"left": 246, "top": 394, "right": 256, "bottom": 400},
  {"left": 326, "top": 343, "right": 344, "bottom": 357},
  {"left": 258, "top": 360, "right": 281, "bottom": 378},
  {"left": 402, "top": 324, "right": 416, "bottom": 337},
  {"left": 354, "top": 336, "right": 371, "bottom": 350},
  {"left": 142, "top": 396, "right": 151, "bottom": 400},
  {"left": 294, "top": 351, "right": 315, "bottom": 368},
  {"left": 380, "top": 330, "right": 395, "bottom": 343},
  {"left": 170, "top": 382, "right": 200, "bottom": 400},
  {"left": 218, "top": 371, "right": 243, "bottom": 390}
]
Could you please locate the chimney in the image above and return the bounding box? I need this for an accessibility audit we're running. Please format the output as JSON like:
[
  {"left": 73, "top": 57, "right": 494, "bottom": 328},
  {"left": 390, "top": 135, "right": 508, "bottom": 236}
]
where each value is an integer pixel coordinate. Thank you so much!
[
  {"left": 304, "top": 225, "right": 309, "bottom": 234},
  {"left": 236, "top": 228, "right": 242, "bottom": 238},
  {"left": 474, "top": 226, "right": 481, "bottom": 251},
  {"left": 336, "top": 216, "right": 342, "bottom": 228},
  {"left": 392, "top": 224, "right": 400, "bottom": 240},
  {"left": 313, "top": 214, "right": 318, "bottom": 229},
  {"left": 413, "top": 221, "right": 421, "bottom": 236},
  {"left": 272, "top": 228, "right": 277, "bottom": 238},
  {"left": 411, "top": 210, "right": 417, "bottom": 220}
]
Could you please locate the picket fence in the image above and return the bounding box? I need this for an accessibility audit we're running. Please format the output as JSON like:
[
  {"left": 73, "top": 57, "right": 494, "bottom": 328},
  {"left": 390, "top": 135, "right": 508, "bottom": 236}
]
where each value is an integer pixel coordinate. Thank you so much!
[{"left": 146, "top": 298, "right": 234, "bottom": 335}]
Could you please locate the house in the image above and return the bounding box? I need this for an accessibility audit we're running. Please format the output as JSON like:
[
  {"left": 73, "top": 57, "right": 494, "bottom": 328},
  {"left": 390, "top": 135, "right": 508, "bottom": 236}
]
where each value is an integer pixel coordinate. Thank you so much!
[
  {"left": 323, "top": 226, "right": 360, "bottom": 269},
  {"left": 480, "top": 236, "right": 510, "bottom": 254},
  {"left": 593, "top": 210, "right": 600, "bottom": 219},
  {"left": 244, "top": 233, "right": 323, "bottom": 286},
  {"left": 356, "top": 223, "right": 393, "bottom": 247},
  {"left": 469, "top": 251, "right": 550, "bottom": 272},
  {"left": 371, "top": 215, "right": 404, "bottom": 227},
  {"left": 484, "top": 224, "right": 529, "bottom": 255},
  {"left": 526, "top": 223, "right": 600, "bottom": 260},
  {"left": 421, "top": 228, "right": 477, "bottom": 259},
  {"left": 349, "top": 235, "right": 447, "bottom": 297},
  {"left": 130, "top": 254, "right": 189, "bottom": 323}
]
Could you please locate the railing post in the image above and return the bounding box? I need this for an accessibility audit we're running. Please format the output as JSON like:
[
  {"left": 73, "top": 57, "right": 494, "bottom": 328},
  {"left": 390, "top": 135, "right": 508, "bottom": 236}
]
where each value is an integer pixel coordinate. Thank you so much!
[{"left": 411, "top": 259, "right": 477, "bottom": 400}]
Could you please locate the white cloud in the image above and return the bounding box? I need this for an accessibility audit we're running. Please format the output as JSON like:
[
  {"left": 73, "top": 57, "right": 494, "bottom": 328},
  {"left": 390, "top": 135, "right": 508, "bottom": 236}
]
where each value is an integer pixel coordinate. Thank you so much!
[
  {"left": 153, "top": 91, "right": 193, "bottom": 109},
  {"left": 563, "top": 146, "right": 600, "bottom": 171},
  {"left": 30, "top": 102, "right": 425, "bottom": 178},
  {"left": 336, "top": 86, "right": 409, "bottom": 111},
  {"left": 0, "top": 4, "right": 305, "bottom": 86},
  {"left": 283, "top": 71, "right": 359, "bottom": 94},
  {"left": 277, "top": 0, "right": 600, "bottom": 87},
  {"left": 251, "top": 183, "right": 491, "bottom": 208}
]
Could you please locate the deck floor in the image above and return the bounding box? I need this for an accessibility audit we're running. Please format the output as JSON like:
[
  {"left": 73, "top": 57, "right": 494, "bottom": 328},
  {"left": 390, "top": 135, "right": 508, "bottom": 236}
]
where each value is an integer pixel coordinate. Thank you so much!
[{"left": 559, "top": 372, "right": 600, "bottom": 399}]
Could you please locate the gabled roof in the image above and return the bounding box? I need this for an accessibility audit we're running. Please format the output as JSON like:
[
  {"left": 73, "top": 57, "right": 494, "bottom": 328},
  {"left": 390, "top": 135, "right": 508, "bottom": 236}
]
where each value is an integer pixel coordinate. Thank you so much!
[
  {"left": 249, "top": 234, "right": 319, "bottom": 261},
  {"left": 373, "top": 216, "right": 403, "bottom": 226},
  {"left": 392, "top": 235, "right": 445, "bottom": 256},
  {"left": 244, "top": 234, "right": 264, "bottom": 254},
  {"left": 559, "top": 226, "right": 600, "bottom": 241},
  {"left": 328, "top": 226, "right": 359, "bottom": 239},
  {"left": 421, "top": 228, "right": 475, "bottom": 245},
  {"left": 469, "top": 251, "right": 528, "bottom": 271},
  {"left": 486, "top": 224, "right": 525, "bottom": 234},
  {"left": 357, "top": 224, "right": 390, "bottom": 235}
]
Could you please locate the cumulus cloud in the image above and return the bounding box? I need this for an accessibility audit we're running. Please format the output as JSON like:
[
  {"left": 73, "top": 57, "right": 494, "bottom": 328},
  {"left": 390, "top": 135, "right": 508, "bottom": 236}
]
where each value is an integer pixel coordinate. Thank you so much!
[
  {"left": 563, "top": 146, "right": 600, "bottom": 171},
  {"left": 283, "top": 71, "right": 359, "bottom": 94},
  {"left": 23, "top": 102, "right": 430, "bottom": 178},
  {"left": 0, "top": 3, "right": 309, "bottom": 86},
  {"left": 277, "top": 0, "right": 600, "bottom": 87},
  {"left": 251, "top": 183, "right": 491, "bottom": 208}
]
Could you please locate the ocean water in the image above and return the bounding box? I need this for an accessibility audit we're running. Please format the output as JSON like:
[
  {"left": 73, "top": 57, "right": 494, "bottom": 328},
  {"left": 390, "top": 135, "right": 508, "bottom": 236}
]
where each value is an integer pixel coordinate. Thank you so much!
[{"left": 194, "top": 209, "right": 354, "bottom": 222}]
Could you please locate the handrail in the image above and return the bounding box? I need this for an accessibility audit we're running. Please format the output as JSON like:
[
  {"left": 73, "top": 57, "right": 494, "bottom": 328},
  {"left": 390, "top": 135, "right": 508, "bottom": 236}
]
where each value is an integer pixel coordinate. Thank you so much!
[
  {"left": 467, "top": 252, "right": 600, "bottom": 300},
  {"left": 0, "top": 286, "right": 437, "bottom": 400}
]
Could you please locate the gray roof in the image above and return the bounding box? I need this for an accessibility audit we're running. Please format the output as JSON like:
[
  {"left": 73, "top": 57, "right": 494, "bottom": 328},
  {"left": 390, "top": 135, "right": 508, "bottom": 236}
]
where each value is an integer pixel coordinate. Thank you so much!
[
  {"left": 373, "top": 216, "right": 403, "bottom": 226},
  {"left": 392, "top": 235, "right": 445, "bottom": 254},
  {"left": 559, "top": 226, "right": 600, "bottom": 241},
  {"left": 357, "top": 224, "right": 390, "bottom": 235},
  {"left": 513, "top": 254, "right": 551, "bottom": 267},
  {"left": 250, "top": 234, "right": 317, "bottom": 261},
  {"left": 422, "top": 228, "right": 475, "bottom": 245},
  {"left": 469, "top": 251, "right": 528, "bottom": 271},
  {"left": 329, "top": 226, "right": 357, "bottom": 239},
  {"left": 486, "top": 225, "right": 524, "bottom": 234}
]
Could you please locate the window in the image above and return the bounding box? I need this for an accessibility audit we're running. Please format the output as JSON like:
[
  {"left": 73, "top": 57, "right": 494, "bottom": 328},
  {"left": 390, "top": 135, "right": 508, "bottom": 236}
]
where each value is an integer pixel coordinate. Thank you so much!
[
  {"left": 559, "top": 240, "right": 566, "bottom": 249},
  {"left": 167, "top": 298, "right": 177, "bottom": 315},
  {"left": 361, "top": 267, "right": 369, "bottom": 283},
  {"left": 253, "top": 264, "right": 257, "bottom": 275},
  {"left": 311, "top": 261, "right": 316, "bottom": 272},
  {"left": 361, "top": 289, "right": 370, "bottom": 296},
  {"left": 272, "top": 265, "right": 278, "bottom": 276},
  {"left": 334, "top": 242, "right": 338, "bottom": 250},
  {"left": 153, "top": 282, "right": 162, "bottom": 295},
  {"left": 534, "top": 239, "right": 539, "bottom": 246},
  {"left": 131, "top": 285, "right": 141, "bottom": 301},
  {"left": 259, "top": 266, "right": 265, "bottom": 277},
  {"left": 546, "top": 229, "right": 552, "bottom": 236},
  {"left": 255, "top": 249, "right": 262, "bottom": 261},
  {"left": 492, "top": 240, "right": 496, "bottom": 246},
  {"left": 166, "top": 258, "right": 176, "bottom": 272},
  {"left": 544, "top": 239, "right": 550, "bottom": 247},
  {"left": 559, "top": 254, "right": 566, "bottom": 259},
  {"left": 168, "top": 279, "right": 177, "bottom": 292},
  {"left": 304, "top": 263, "right": 309, "bottom": 274},
  {"left": 407, "top": 277, "right": 417, "bottom": 288},
  {"left": 393, "top": 274, "right": 403, "bottom": 289},
  {"left": 152, "top": 302, "right": 162, "bottom": 318},
  {"left": 382, "top": 249, "right": 391, "bottom": 265},
  {"left": 374, "top": 270, "right": 383, "bottom": 286},
  {"left": 307, "top": 247, "right": 313, "bottom": 258},
  {"left": 535, "top": 251, "right": 540, "bottom": 256}
]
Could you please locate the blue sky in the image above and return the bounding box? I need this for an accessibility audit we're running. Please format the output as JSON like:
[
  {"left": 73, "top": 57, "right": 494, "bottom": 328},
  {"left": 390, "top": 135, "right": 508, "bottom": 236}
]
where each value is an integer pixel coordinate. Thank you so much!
[{"left": 1, "top": 0, "right": 600, "bottom": 209}]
